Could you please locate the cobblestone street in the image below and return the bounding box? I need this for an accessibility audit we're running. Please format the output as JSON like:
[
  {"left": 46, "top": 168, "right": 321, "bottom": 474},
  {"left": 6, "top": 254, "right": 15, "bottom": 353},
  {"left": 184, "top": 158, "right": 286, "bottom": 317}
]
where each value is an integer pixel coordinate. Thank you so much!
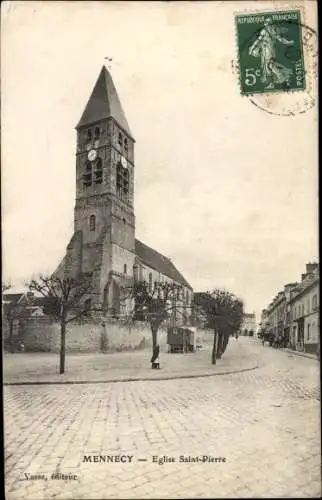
[{"left": 4, "top": 338, "right": 321, "bottom": 499}]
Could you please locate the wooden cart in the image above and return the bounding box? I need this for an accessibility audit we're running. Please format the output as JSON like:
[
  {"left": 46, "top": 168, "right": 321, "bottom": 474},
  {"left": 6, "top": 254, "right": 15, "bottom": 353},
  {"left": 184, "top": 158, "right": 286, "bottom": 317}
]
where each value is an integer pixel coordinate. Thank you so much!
[{"left": 167, "top": 326, "right": 195, "bottom": 353}]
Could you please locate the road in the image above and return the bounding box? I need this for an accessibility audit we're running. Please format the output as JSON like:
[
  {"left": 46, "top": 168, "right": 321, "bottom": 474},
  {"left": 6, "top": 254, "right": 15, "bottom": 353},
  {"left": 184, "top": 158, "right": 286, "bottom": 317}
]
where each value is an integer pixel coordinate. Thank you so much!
[{"left": 4, "top": 337, "right": 321, "bottom": 499}]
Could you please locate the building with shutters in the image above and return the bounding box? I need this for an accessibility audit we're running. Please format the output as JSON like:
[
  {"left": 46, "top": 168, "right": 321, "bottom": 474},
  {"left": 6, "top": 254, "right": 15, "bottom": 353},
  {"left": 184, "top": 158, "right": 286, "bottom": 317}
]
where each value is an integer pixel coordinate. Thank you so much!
[{"left": 260, "top": 262, "right": 319, "bottom": 354}]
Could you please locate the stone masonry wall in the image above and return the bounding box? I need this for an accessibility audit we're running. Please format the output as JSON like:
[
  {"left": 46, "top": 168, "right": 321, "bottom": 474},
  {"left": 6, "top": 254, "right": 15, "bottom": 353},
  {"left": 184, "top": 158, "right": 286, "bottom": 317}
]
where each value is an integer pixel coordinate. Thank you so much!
[
  {"left": 196, "top": 328, "right": 214, "bottom": 345},
  {"left": 21, "top": 316, "right": 168, "bottom": 353}
]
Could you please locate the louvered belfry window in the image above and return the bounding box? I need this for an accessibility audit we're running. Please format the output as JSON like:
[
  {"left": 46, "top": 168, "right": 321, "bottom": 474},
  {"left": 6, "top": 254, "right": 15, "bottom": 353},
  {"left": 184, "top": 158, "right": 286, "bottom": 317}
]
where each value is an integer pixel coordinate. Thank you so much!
[
  {"left": 116, "top": 163, "right": 129, "bottom": 201},
  {"left": 94, "top": 127, "right": 100, "bottom": 139},
  {"left": 83, "top": 161, "right": 92, "bottom": 187},
  {"left": 94, "top": 158, "right": 103, "bottom": 184},
  {"left": 86, "top": 129, "right": 92, "bottom": 143},
  {"left": 83, "top": 157, "right": 103, "bottom": 187}
]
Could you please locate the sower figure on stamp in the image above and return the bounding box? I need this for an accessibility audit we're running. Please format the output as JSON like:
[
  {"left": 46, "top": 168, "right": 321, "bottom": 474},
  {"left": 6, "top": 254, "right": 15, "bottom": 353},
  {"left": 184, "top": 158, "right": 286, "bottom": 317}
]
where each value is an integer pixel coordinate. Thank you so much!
[
  {"left": 151, "top": 344, "right": 160, "bottom": 369},
  {"left": 249, "top": 17, "right": 294, "bottom": 89}
]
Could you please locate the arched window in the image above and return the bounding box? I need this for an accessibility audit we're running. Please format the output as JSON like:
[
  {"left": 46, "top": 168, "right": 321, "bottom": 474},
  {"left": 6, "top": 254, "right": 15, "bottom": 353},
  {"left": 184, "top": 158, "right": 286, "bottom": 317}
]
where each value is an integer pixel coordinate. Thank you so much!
[
  {"left": 94, "top": 126, "right": 100, "bottom": 139},
  {"left": 123, "top": 264, "right": 127, "bottom": 274},
  {"left": 124, "top": 138, "right": 128, "bottom": 153},
  {"left": 83, "top": 161, "right": 92, "bottom": 187},
  {"left": 89, "top": 215, "right": 96, "bottom": 232},
  {"left": 148, "top": 272, "right": 153, "bottom": 292},
  {"left": 123, "top": 169, "right": 129, "bottom": 196},
  {"left": 118, "top": 132, "right": 123, "bottom": 147},
  {"left": 94, "top": 157, "right": 103, "bottom": 184},
  {"left": 116, "top": 163, "right": 129, "bottom": 201},
  {"left": 86, "top": 129, "right": 92, "bottom": 143},
  {"left": 116, "top": 164, "right": 122, "bottom": 195}
]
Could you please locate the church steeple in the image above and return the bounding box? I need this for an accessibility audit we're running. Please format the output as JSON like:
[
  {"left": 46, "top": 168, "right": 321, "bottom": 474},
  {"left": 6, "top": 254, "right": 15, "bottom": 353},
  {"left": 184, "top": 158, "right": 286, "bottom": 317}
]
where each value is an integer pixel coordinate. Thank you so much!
[
  {"left": 72, "top": 64, "right": 136, "bottom": 300},
  {"left": 76, "top": 66, "right": 133, "bottom": 140}
]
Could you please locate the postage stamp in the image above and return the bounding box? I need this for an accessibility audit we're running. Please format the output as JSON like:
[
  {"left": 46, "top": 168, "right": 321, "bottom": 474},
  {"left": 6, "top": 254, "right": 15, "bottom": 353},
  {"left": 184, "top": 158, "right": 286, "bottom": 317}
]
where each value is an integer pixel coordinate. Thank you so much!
[{"left": 235, "top": 10, "right": 306, "bottom": 95}]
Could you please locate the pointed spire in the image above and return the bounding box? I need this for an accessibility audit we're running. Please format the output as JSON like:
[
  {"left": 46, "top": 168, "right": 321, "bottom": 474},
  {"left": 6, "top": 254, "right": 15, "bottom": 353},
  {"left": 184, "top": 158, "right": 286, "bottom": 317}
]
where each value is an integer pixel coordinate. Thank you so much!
[{"left": 76, "top": 66, "right": 133, "bottom": 139}]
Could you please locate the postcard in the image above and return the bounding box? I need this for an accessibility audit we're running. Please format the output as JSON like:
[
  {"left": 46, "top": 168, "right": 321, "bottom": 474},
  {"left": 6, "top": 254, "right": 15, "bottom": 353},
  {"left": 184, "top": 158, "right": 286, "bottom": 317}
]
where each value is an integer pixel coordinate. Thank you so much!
[{"left": 2, "top": 1, "right": 319, "bottom": 499}]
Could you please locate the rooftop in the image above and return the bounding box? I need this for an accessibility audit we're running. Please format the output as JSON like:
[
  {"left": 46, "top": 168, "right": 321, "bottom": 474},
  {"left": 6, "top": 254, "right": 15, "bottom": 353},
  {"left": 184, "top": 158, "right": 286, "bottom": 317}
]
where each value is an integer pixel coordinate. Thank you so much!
[
  {"left": 135, "top": 239, "right": 192, "bottom": 290},
  {"left": 76, "top": 66, "right": 133, "bottom": 139}
]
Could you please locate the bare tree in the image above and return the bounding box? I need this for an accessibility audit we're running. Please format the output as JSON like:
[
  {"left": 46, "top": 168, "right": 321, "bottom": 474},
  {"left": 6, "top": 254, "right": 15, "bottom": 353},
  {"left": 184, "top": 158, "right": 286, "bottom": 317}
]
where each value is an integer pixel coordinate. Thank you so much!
[
  {"left": 2, "top": 282, "right": 12, "bottom": 293},
  {"left": 27, "top": 276, "right": 93, "bottom": 374},
  {"left": 124, "top": 280, "right": 190, "bottom": 355},
  {"left": 193, "top": 289, "right": 244, "bottom": 364}
]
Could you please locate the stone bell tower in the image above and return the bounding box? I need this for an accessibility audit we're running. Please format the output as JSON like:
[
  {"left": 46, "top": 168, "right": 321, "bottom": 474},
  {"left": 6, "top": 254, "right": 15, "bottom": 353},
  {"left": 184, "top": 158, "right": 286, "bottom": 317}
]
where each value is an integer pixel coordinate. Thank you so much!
[{"left": 59, "top": 66, "right": 136, "bottom": 313}]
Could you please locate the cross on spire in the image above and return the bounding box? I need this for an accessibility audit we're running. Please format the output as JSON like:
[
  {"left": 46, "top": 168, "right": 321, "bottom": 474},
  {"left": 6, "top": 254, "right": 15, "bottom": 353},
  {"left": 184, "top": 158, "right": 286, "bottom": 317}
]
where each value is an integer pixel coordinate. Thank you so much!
[{"left": 104, "top": 57, "right": 113, "bottom": 71}]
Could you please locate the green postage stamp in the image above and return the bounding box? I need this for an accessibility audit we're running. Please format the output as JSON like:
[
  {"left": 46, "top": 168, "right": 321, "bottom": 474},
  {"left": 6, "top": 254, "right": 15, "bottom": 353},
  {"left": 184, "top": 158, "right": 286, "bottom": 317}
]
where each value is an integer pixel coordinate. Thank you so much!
[{"left": 235, "top": 10, "right": 306, "bottom": 95}]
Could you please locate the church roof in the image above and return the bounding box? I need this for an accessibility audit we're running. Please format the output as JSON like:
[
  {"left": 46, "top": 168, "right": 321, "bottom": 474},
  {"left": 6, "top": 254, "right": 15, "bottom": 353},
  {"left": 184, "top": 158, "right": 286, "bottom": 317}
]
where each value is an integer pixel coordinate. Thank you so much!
[
  {"left": 54, "top": 237, "right": 192, "bottom": 291},
  {"left": 135, "top": 239, "right": 193, "bottom": 290},
  {"left": 76, "top": 66, "right": 133, "bottom": 139}
]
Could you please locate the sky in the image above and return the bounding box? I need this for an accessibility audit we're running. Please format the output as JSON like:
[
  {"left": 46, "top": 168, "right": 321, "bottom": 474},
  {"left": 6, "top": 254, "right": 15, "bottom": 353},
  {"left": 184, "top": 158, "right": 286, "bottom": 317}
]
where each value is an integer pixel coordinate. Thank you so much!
[{"left": 1, "top": 1, "right": 318, "bottom": 321}]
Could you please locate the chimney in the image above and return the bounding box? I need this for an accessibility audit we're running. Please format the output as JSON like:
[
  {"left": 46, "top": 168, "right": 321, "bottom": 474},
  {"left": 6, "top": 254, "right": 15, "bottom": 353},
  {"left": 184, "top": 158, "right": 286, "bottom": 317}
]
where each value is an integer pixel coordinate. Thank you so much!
[{"left": 306, "top": 262, "right": 318, "bottom": 274}]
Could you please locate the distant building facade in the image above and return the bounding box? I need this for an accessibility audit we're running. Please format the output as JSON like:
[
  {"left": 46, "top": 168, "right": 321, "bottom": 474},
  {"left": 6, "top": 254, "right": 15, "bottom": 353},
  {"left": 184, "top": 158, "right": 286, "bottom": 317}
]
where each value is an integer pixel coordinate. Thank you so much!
[
  {"left": 260, "top": 262, "right": 319, "bottom": 355},
  {"left": 240, "top": 313, "right": 256, "bottom": 336},
  {"left": 53, "top": 66, "right": 193, "bottom": 321},
  {"left": 290, "top": 264, "right": 319, "bottom": 354},
  {"left": 2, "top": 292, "right": 47, "bottom": 350}
]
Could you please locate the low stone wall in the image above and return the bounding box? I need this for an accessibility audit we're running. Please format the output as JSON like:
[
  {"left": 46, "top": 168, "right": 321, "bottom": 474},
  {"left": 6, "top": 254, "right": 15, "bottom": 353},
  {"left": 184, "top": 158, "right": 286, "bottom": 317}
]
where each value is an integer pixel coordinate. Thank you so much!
[
  {"left": 2, "top": 319, "right": 22, "bottom": 351},
  {"left": 196, "top": 328, "right": 214, "bottom": 345},
  {"left": 2, "top": 320, "right": 9, "bottom": 342},
  {"left": 20, "top": 316, "right": 168, "bottom": 353},
  {"left": 20, "top": 317, "right": 58, "bottom": 352}
]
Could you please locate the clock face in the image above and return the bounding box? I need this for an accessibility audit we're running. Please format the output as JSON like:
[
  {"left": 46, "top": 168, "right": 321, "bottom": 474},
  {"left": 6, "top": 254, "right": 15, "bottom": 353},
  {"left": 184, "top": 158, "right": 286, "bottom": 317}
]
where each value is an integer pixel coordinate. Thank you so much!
[
  {"left": 88, "top": 149, "right": 97, "bottom": 162},
  {"left": 120, "top": 156, "right": 127, "bottom": 168}
]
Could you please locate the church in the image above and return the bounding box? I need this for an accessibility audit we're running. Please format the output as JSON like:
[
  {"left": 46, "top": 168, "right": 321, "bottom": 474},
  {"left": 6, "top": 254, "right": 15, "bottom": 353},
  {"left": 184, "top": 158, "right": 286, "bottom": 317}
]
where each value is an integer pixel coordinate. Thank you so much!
[{"left": 54, "top": 66, "right": 193, "bottom": 320}]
